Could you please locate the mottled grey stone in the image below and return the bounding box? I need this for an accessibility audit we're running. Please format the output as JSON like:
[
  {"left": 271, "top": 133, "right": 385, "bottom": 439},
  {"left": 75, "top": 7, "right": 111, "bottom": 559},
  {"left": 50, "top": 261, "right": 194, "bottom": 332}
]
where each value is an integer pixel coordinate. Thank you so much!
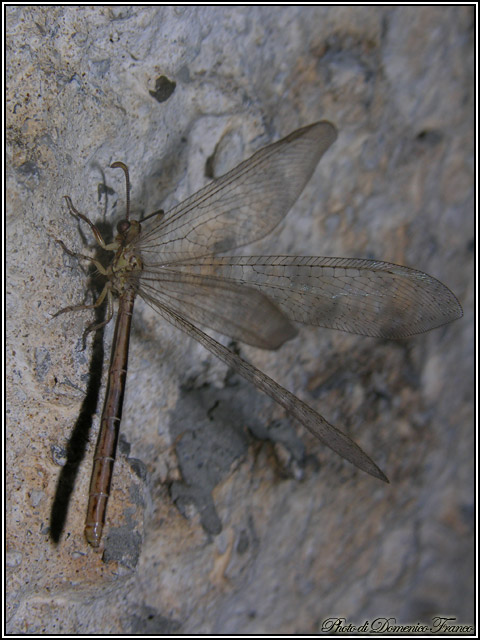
[{"left": 6, "top": 5, "right": 473, "bottom": 634}]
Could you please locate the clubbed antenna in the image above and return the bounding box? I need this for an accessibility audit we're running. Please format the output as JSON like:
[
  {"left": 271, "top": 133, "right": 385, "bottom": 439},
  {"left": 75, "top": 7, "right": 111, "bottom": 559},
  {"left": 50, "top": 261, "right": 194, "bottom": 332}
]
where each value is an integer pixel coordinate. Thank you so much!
[{"left": 110, "top": 161, "right": 131, "bottom": 220}]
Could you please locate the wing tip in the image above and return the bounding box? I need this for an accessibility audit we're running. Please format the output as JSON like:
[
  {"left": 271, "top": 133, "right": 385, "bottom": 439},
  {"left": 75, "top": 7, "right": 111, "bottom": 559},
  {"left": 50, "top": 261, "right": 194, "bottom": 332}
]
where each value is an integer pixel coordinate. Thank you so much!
[
  {"left": 354, "top": 453, "right": 390, "bottom": 483},
  {"left": 292, "top": 120, "right": 338, "bottom": 148},
  {"left": 312, "top": 120, "right": 338, "bottom": 144},
  {"left": 371, "top": 466, "right": 390, "bottom": 483}
]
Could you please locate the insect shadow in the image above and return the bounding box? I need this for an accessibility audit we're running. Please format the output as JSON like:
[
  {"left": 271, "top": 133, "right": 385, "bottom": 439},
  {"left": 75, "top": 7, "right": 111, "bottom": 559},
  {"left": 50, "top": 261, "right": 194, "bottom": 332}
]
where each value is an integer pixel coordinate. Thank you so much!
[
  {"left": 49, "top": 168, "right": 119, "bottom": 545},
  {"left": 169, "top": 351, "right": 309, "bottom": 536}
]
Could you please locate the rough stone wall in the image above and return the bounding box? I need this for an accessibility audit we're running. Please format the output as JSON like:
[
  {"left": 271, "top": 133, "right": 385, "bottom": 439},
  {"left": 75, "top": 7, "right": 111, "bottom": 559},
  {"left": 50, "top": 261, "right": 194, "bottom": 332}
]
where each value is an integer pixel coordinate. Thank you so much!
[{"left": 6, "top": 6, "right": 473, "bottom": 634}]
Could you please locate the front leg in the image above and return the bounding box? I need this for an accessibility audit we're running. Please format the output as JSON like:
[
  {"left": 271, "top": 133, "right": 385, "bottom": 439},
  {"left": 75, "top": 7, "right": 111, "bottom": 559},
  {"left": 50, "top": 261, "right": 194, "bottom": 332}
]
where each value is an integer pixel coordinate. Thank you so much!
[
  {"left": 48, "top": 232, "right": 108, "bottom": 276},
  {"left": 63, "top": 196, "right": 118, "bottom": 251}
]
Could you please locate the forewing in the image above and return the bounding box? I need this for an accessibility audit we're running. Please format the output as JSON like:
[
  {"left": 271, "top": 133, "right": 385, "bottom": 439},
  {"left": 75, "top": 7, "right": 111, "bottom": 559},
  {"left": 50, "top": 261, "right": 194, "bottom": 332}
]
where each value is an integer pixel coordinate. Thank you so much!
[
  {"left": 135, "top": 122, "right": 337, "bottom": 262},
  {"left": 167, "top": 256, "right": 463, "bottom": 338}
]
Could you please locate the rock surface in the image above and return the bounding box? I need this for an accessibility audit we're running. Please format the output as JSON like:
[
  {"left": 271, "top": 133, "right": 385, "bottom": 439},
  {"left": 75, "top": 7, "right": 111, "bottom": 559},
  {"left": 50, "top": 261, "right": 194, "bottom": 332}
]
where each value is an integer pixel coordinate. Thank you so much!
[{"left": 6, "top": 6, "right": 473, "bottom": 634}]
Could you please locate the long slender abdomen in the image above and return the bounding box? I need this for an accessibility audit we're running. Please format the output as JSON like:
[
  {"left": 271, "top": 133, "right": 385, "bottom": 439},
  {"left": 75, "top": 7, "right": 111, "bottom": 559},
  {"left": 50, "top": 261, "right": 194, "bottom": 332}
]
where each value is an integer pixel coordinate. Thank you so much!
[{"left": 84, "top": 287, "right": 135, "bottom": 547}]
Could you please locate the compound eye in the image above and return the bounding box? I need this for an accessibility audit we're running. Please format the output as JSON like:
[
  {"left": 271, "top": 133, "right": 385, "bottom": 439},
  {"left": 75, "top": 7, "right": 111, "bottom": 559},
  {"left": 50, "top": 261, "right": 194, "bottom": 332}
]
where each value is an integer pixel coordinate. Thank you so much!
[{"left": 117, "top": 219, "right": 130, "bottom": 234}]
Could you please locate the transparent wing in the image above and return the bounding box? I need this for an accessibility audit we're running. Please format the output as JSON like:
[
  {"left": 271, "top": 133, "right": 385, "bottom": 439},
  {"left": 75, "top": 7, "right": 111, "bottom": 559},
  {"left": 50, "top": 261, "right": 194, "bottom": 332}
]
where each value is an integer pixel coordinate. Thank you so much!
[
  {"left": 138, "top": 267, "right": 297, "bottom": 349},
  {"left": 159, "top": 256, "right": 463, "bottom": 339},
  {"left": 140, "top": 292, "right": 388, "bottom": 483},
  {"left": 135, "top": 122, "right": 337, "bottom": 262}
]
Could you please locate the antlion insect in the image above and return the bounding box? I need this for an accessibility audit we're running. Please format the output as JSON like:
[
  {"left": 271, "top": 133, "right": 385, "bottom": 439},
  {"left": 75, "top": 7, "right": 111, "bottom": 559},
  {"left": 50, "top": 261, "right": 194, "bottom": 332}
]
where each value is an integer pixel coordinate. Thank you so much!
[{"left": 53, "top": 122, "right": 462, "bottom": 547}]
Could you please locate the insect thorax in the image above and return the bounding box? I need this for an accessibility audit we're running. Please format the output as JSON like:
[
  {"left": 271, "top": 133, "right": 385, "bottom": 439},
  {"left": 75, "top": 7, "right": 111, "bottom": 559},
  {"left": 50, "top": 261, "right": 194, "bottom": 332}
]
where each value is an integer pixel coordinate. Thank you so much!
[{"left": 111, "top": 246, "right": 143, "bottom": 294}]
